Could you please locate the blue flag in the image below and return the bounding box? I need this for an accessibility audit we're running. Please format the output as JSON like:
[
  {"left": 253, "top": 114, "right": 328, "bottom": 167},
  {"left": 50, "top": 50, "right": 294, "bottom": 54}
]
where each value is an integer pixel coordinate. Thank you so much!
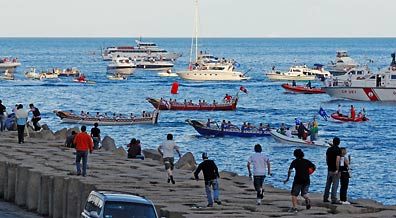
[
  {"left": 233, "top": 61, "right": 240, "bottom": 67},
  {"left": 318, "top": 107, "right": 329, "bottom": 121}
]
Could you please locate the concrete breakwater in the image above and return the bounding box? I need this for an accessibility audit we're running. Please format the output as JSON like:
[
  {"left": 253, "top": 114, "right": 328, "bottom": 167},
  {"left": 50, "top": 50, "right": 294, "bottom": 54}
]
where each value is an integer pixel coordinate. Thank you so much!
[{"left": 0, "top": 129, "right": 395, "bottom": 218}]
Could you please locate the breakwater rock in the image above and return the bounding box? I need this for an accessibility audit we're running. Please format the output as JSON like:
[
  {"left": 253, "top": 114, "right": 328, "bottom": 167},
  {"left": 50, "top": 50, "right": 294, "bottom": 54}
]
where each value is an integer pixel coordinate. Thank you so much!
[{"left": 0, "top": 130, "right": 395, "bottom": 218}]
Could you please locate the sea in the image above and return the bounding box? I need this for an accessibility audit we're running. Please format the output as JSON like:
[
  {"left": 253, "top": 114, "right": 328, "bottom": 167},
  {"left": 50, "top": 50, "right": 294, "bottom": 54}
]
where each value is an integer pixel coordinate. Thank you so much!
[{"left": 1, "top": 38, "right": 395, "bottom": 205}]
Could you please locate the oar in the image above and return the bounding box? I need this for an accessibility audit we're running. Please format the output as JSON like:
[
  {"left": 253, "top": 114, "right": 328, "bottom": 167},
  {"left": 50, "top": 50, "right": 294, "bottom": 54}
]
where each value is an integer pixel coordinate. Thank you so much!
[{"left": 242, "top": 68, "right": 252, "bottom": 76}]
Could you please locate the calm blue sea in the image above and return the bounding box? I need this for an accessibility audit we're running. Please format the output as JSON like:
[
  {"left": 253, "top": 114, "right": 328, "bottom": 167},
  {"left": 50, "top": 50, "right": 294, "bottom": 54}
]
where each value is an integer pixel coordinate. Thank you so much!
[{"left": 1, "top": 38, "right": 395, "bottom": 205}]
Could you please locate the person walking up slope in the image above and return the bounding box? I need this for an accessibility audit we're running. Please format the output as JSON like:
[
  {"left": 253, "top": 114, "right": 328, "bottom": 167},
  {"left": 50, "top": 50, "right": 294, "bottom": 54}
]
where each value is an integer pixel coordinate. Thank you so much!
[
  {"left": 247, "top": 144, "right": 272, "bottom": 205},
  {"left": 158, "top": 133, "right": 181, "bottom": 184},
  {"left": 194, "top": 152, "right": 221, "bottom": 207},
  {"left": 284, "top": 149, "right": 316, "bottom": 213}
]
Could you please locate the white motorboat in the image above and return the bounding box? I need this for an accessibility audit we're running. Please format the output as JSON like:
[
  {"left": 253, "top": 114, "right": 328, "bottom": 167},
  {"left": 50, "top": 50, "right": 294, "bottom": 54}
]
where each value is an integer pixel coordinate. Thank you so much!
[
  {"left": 323, "top": 53, "right": 396, "bottom": 101},
  {"left": 0, "top": 70, "right": 14, "bottom": 80},
  {"left": 157, "top": 70, "right": 178, "bottom": 77},
  {"left": 135, "top": 57, "right": 174, "bottom": 71},
  {"left": 270, "top": 129, "right": 330, "bottom": 147},
  {"left": 24, "top": 68, "right": 41, "bottom": 79},
  {"left": 0, "top": 58, "right": 21, "bottom": 73},
  {"left": 266, "top": 66, "right": 316, "bottom": 81},
  {"left": 107, "top": 74, "right": 128, "bottom": 80},
  {"left": 327, "top": 50, "right": 359, "bottom": 76},
  {"left": 176, "top": 0, "right": 248, "bottom": 81},
  {"left": 106, "top": 57, "right": 136, "bottom": 75},
  {"left": 102, "top": 39, "right": 182, "bottom": 61}
]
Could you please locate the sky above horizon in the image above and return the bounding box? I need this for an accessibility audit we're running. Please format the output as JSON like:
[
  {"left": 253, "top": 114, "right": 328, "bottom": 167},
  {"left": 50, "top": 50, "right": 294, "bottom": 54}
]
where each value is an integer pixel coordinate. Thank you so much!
[{"left": 1, "top": 0, "right": 395, "bottom": 38}]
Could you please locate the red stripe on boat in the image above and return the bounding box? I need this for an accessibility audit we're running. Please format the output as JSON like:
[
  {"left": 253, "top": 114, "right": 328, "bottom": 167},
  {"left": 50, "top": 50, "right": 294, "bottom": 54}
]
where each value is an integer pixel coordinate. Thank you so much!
[{"left": 362, "top": 88, "right": 379, "bottom": 101}]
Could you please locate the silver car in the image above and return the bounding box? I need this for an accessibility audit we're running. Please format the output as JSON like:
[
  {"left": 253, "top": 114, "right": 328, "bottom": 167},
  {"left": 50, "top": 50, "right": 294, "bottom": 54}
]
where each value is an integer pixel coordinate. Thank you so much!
[{"left": 81, "top": 190, "right": 159, "bottom": 218}]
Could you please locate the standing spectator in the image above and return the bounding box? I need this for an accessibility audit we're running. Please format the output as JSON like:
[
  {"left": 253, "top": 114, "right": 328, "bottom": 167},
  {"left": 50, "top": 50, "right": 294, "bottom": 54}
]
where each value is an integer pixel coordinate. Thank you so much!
[
  {"left": 29, "top": 103, "right": 41, "bottom": 131},
  {"left": 247, "top": 144, "right": 272, "bottom": 205},
  {"left": 284, "top": 149, "right": 316, "bottom": 213},
  {"left": 157, "top": 134, "right": 181, "bottom": 184},
  {"left": 350, "top": 105, "right": 356, "bottom": 119},
  {"left": 64, "top": 131, "right": 77, "bottom": 148},
  {"left": 73, "top": 125, "right": 94, "bottom": 176},
  {"left": 324, "top": 137, "right": 342, "bottom": 204},
  {"left": 340, "top": 147, "right": 351, "bottom": 205},
  {"left": 0, "top": 100, "right": 6, "bottom": 132},
  {"left": 90, "top": 122, "right": 101, "bottom": 150},
  {"left": 194, "top": 152, "right": 221, "bottom": 207},
  {"left": 15, "top": 104, "right": 28, "bottom": 144}
]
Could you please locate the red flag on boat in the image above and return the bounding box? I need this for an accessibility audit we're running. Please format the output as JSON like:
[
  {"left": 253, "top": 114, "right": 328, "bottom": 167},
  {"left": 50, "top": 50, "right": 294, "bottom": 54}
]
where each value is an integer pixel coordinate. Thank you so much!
[{"left": 240, "top": 86, "right": 248, "bottom": 94}]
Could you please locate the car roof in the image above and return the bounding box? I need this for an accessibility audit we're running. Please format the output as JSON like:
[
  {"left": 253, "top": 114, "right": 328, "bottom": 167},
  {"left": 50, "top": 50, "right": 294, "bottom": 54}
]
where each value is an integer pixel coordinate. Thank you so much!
[{"left": 92, "top": 190, "right": 153, "bottom": 205}]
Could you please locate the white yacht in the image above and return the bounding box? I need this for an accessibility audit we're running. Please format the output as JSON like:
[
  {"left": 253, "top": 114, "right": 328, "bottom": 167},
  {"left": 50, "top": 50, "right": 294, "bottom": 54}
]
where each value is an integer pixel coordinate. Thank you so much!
[
  {"left": 266, "top": 66, "right": 316, "bottom": 81},
  {"left": 176, "top": 0, "right": 248, "bottom": 81},
  {"left": 327, "top": 50, "right": 359, "bottom": 76},
  {"left": 106, "top": 57, "right": 136, "bottom": 75},
  {"left": 0, "top": 58, "right": 21, "bottom": 73},
  {"left": 135, "top": 57, "right": 174, "bottom": 71},
  {"left": 102, "top": 39, "right": 182, "bottom": 61}
]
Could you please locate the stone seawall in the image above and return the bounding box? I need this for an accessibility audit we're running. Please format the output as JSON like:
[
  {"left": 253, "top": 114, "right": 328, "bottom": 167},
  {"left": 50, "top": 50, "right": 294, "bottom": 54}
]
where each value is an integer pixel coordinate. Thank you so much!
[{"left": 0, "top": 130, "right": 395, "bottom": 218}]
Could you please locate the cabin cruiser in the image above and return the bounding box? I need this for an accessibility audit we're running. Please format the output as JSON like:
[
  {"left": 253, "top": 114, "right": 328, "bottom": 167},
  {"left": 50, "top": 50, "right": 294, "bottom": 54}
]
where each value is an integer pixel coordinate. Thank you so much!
[
  {"left": 327, "top": 50, "right": 359, "bottom": 76},
  {"left": 106, "top": 57, "right": 136, "bottom": 75},
  {"left": 323, "top": 53, "right": 396, "bottom": 101},
  {"left": 266, "top": 65, "right": 316, "bottom": 81},
  {"left": 102, "top": 39, "right": 182, "bottom": 61},
  {"left": 0, "top": 58, "right": 21, "bottom": 73},
  {"left": 135, "top": 57, "right": 174, "bottom": 71},
  {"left": 177, "top": 63, "right": 248, "bottom": 81}
]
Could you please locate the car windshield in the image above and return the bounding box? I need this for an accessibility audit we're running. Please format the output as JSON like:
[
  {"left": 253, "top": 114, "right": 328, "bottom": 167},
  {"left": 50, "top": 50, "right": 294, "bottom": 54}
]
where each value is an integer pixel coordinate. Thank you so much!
[{"left": 103, "top": 201, "right": 157, "bottom": 218}]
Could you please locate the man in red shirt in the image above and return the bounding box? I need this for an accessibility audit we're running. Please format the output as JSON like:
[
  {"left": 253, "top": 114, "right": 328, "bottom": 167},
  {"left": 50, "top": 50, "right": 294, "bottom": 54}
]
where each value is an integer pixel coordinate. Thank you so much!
[{"left": 73, "top": 125, "right": 94, "bottom": 176}]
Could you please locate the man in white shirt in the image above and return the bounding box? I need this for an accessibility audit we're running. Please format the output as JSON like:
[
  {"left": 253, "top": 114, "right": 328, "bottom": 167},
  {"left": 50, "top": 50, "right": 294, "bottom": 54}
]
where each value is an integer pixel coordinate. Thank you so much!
[
  {"left": 247, "top": 144, "right": 272, "bottom": 205},
  {"left": 157, "top": 134, "right": 181, "bottom": 184},
  {"left": 15, "top": 104, "right": 28, "bottom": 144}
]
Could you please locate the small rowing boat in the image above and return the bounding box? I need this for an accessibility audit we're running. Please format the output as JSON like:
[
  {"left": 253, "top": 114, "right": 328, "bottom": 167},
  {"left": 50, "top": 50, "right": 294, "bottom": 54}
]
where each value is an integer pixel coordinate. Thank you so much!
[
  {"left": 281, "top": 83, "right": 325, "bottom": 94},
  {"left": 146, "top": 95, "right": 238, "bottom": 111},
  {"left": 54, "top": 110, "right": 159, "bottom": 125},
  {"left": 330, "top": 113, "right": 369, "bottom": 122},
  {"left": 269, "top": 129, "right": 330, "bottom": 147},
  {"left": 186, "top": 119, "right": 270, "bottom": 137}
]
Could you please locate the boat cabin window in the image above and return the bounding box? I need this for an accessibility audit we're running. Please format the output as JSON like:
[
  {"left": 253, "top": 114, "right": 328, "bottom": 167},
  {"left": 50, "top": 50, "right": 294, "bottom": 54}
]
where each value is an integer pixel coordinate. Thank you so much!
[
  {"left": 357, "top": 70, "right": 363, "bottom": 75},
  {"left": 391, "top": 75, "right": 396, "bottom": 79},
  {"left": 370, "top": 75, "right": 376, "bottom": 79},
  {"left": 336, "top": 60, "right": 344, "bottom": 63}
]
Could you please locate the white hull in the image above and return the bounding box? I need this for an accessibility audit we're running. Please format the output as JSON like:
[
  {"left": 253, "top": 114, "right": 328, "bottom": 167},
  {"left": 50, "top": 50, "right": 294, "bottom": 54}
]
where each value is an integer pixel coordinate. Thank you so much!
[
  {"left": 270, "top": 130, "right": 330, "bottom": 147},
  {"left": 266, "top": 73, "right": 316, "bottom": 81},
  {"left": 157, "top": 72, "right": 178, "bottom": 77},
  {"left": 177, "top": 70, "right": 249, "bottom": 81},
  {"left": 324, "top": 87, "right": 396, "bottom": 101},
  {"left": 0, "top": 63, "right": 20, "bottom": 73},
  {"left": 106, "top": 67, "right": 135, "bottom": 75}
]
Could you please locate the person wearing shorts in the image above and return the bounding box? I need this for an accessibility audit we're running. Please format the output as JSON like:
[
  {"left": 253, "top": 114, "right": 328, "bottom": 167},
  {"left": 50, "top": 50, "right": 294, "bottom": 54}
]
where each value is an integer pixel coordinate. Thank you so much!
[
  {"left": 284, "top": 149, "right": 316, "bottom": 213},
  {"left": 157, "top": 133, "right": 181, "bottom": 184}
]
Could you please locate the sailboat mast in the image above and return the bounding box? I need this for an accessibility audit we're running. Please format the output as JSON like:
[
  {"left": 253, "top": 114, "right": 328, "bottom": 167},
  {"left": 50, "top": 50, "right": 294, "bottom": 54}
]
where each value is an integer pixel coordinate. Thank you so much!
[{"left": 194, "top": 0, "right": 199, "bottom": 63}]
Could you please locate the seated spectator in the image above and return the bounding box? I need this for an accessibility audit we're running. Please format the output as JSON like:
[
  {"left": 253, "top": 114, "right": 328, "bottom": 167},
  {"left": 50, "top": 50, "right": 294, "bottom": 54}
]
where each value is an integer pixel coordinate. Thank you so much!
[
  {"left": 65, "top": 131, "right": 77, "bottom": 148},
  {"left": 127, "top": 138, "right": 144, "bottom": 160}
]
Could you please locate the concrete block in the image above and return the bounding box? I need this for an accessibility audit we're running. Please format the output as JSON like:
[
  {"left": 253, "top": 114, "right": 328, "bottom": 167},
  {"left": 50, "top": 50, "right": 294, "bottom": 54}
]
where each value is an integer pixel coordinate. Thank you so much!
[
  {"left": 53, "top": 176, "right": 65, "bottom": 218},
  {"left": 38, "top": 174, "right": 50, "bottom": 216},
  {"left": 15, "top": 166, "right": 29, "bottom": 206},
  {"left": 26, "top": 170, "right": 40, "bottom": 211},
  {"left": 0, "top": 161, "right": 7, "bottom": 198},
  {"left": 5, "top": 162, "right": 17, "bottom": 202}
]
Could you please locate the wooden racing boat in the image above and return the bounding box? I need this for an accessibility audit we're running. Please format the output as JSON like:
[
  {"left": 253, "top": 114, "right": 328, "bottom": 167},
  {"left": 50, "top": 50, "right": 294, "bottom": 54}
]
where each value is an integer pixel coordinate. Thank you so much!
[
  {"left": 54, "top": 110, "right": 159, "bottom": 125},
  {"left": 269, "top": 129, "right": 330, "bottom": 147},
  {"left": 146, "top": 95, "right": 238, "bottom": 111},
  {"left": 281, "top": 83, "right": 325, "bottom": 94},
  {"left": 330, "top": 113, "right": 369, "bottom": 122},
  {"left": 186, "top": 119, "right": 270, "bottom": 137}
]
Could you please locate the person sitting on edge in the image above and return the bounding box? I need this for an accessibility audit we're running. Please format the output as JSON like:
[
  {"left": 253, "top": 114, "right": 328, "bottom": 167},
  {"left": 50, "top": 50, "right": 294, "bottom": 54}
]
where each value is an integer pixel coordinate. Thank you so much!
[
  {"left": 247, "top": 123, "right": 255, "bottom": 130},
  {"left": 206, "top": 118, "right": 215, "bottom": 128},
  {"left": 65, "top": 130, "right": 77, "bottom": 148},
  {"left": 258, "top": 123, "right": 264, "bottom": 132},
  {"left": 285, "top": 127, "right": 292, "bottom": 137},
  {"left": 241, "top": 122, "right": 248, "bottom": 132},
  {"left": 127, "top": 138, "right": 144, "bottom": 160}
]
